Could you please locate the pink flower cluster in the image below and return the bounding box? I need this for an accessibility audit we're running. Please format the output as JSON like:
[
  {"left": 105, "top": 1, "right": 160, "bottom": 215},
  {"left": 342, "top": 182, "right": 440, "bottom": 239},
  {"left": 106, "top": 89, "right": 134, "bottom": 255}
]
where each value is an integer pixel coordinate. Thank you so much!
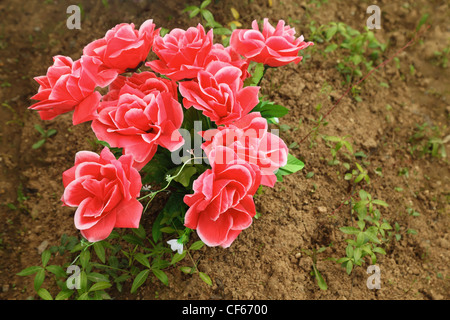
[{"left": 30, "top": 18, "right": 311, "bottom": 246}]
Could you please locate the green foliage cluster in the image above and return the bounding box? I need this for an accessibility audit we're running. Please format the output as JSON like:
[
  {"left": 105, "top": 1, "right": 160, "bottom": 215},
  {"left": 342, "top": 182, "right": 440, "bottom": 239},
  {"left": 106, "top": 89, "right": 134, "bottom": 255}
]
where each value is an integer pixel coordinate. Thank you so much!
[
  {"left": 308, "top": 21, "right": 386, "bottom": 99},
  {"left": 337, "top": 190, "right": 390, "bottom": 275},
  {"left": 409, "top": 122, "right": 447, "bottom": 159}
]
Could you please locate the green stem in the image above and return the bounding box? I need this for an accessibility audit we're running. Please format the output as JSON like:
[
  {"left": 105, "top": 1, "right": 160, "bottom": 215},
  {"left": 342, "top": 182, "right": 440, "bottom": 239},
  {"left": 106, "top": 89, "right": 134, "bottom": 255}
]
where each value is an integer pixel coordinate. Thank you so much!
[
  {"left": 186, "top": 249, "right": 199, "bottom": 273},
  {"left": 137, "top": 156, "right": 206, "bottom": 203},
  {"left": 70, "top": 241, "right": 95, "bottom": 265}
]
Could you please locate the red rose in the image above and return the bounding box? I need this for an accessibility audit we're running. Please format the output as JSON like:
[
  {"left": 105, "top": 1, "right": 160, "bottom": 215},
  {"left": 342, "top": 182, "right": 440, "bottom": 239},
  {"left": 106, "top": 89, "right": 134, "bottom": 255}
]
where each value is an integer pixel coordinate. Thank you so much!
[
  {"left": 102, "top": 71, "right": 178, "bottom": 104},
  {"left": 91, "top": 87, "right": 184, "bottom": 170},
  {"left": 204, "top": 43, "right": 250, "bottom": 81},
  {"left": 178, "top": 61, "right": 260, "bottom": 125},
  {"left": 201, "top": 112, "right": 288, "bottom": 187},
  {"left": 230, "top": 18, "right": 313, "bottom": 67},
  {"left": 184, "top": 146, "right": 261, "bottom": 248},
  {"left": 146, "top": 24, "right": 213, "bottom": 81},
  {"left": 61, "top": 147, "right": 143, "bottom": 242},
  {"left": 84, "top": 20, "right": 159, "bottom": 74},
  {"left": 29, "top": 55, "right": 112, "bottom": 125}
]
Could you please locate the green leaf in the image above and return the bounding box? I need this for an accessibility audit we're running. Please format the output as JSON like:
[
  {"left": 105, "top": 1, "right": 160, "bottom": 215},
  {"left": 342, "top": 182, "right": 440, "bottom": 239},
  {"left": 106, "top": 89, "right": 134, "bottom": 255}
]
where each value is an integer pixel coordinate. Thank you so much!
[
  {"left": 358, "top": 189, "right": 369, "bottom": 200},
  {"left": 160, "top": 227, "right": 176, "bottom": 234},
  {"left": 87, "top": 272, "right": 109, "bottom": 283},
  {"left": 79, "top": 270, "right": 88, "bottom": 293},
  {"left": 46, "top": 129, "right": 57, "bottom": 137},
  {"left": 365, "top": 229, "right": 381, "bottom": 244},
  {"left": 152, "top": 212, "right": 164, "bottom": 243},
  {"left": 252, "top": 99, "right": 289, "bottom": 118},
  {"left": 276, "top": 153, "right": 305, "bottom": 181},
  {"left": 189, "top": 241, "right": 204, "bottom": 251},
  {"left": 89, "top": 281, "right": 112, "bottom": 292},
  {"left": 324, "top": 43, "right": 338, "bottom": 53},
  {"left": 152, "top": 269, "right": 169, "bottom": 286},
  {"left": 17, "top": 265, "right": 42, "bottom": 276},
  {"left": 32, "top": 139, "right": 46, "bottom": 149},
  {"left": 114, "top": 274, "right": 130, "bottom": 284},
  {"left": 380, "top": 222, "right": 392, "bottom": 230},
  {"left": 70, "top": 242, "right": 84, "bottom": 253},
  {"left": 340, "top": 226, "right": 360, "bottom": 235},
  {"left": 34, "top": 124, "right": 46, "bottom": 136},
  {"left": 34, "top": 268, "right": 46, "bottom": 291},
  {"left": 313, "top": 265, "right": 327, "bottom": 290},
  {"left": 77, "top": 292, "right": 90, "bottom": 300},
  {"left": 200, "top": 0, "right": 211, "bottom": 9},
  {"left": 131, "top": 269, "right": 150, "bottom": 294},
  {"left": 161, "top": 192, "right": 188, "bottom": 224},
  {"left": 356, "top": 231, "right": 367, "bottom": 246},
  {"left": 171, "top": 251, "right": 187, "bottom": 264},
  {"left": 325, "top": 25, "right": 337, "bottom": 40},
  {"left": 346, "top": 260, "right": 353, "bottom": 275},
  {"left": 199, "top": 272, "right": 212, "bottom": 286},
  {"left": 37, "top": 288, "right": 53, "bottom": 300},
  {"left": 134, "top": 253, "right": 151, "bottom": 268},
  {"left": 182, "top": 5, "right": 198, "bottom": 12},
  {"left": 46, "top": 265, "right": 66, "bottom": 278},
  {"left": 372, "top": 199, "right": 389, "bottom": 207},
  {"left": 248, "top": 63, "right": 265, "bottom": 86},
  {"left": 416, "top": 13, "right": 429, "bottom": 31},
  {"left": 344, "top": 173, "right": 353, "bottom": 180},
  {"left": 213, "top": 27, "right": 232, "bottom": 35},
  {"left": 80, "top": 250, "right": 90, "bottom": 269},
  {"left": 337, "top": 257, "right": 350, "bottom": 264},
  {"left": 354, "top": 247, "right": 362, "bottom": 262},
  {"left": 188, "top": 7, "right": 200, "bottom": 18},
  {"left": 173, "top": 166, "right": 197, "bottom": 187},
  {"left": 306, "top": 172, "right": 315, "bottom": 179},
  {"left": 55, "top": 290, "right": 73, "bottom": 300},
  {"left": 93, "top": 242, "right": 106, "bottom": 264},
  {"left": 354, "top": 173, "right": 365, "bottom": 183},
  {"left": 345, "top": 245, "right": 354, "bottom": 258},
  {"left": 357, "top": 220, "right": 365, "bottom": 230},
  {"left": 122, "top": 234, "right": 144, "bottom": 246},
  {"left": 201, "top": 9, "right": 215, "bottom": 27},
  {"left": 131, "top": 225, "right": 146, "bottom": 240},
  {"left": 372, "top": 247, "right": 386, "bottom": 255},
  {"left": 407, "top": 229, "right": 418, "bottom": 235},
  {"left": 180, "top": 266, "right": 193, "bottom": 274}
]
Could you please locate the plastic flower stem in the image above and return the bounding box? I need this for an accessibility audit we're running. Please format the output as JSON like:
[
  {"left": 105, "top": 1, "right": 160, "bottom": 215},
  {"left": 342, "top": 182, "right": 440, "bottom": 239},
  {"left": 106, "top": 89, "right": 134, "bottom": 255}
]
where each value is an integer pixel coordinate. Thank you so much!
[
  {"left": 137, "top": 156, "right": 206, "bottom": 202},
  {"left": 186, "top": 249, "right": 199, "bottom": 273},
  {"left": 69, "top": 240, "right": 95, "bottom": 266}
]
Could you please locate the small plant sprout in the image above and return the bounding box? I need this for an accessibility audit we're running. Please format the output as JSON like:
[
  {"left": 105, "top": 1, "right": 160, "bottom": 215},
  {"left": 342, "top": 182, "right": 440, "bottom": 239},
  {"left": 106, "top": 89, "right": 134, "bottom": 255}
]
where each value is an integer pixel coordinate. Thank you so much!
[
  {"left": 409, "top": 122, "right": 447, "bottom": 158},
  {"left": 322, "top": 134, "right": 353, "bottom": 166},
  {"left": 337, "top": 189, "right": 390, "bottom": 275},
  {"left": 32, "top": 124, "right": 57, "bottom": 149},
  {"left": 301, "top": 247, "right": 328, "bottom": 291}
]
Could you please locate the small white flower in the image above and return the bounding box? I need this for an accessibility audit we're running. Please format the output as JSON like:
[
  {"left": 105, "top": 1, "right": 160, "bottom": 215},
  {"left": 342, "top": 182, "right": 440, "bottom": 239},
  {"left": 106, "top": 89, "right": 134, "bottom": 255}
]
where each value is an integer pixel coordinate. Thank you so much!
[{"left": 167, "top": 239, "right": 183, "bottom": 255}]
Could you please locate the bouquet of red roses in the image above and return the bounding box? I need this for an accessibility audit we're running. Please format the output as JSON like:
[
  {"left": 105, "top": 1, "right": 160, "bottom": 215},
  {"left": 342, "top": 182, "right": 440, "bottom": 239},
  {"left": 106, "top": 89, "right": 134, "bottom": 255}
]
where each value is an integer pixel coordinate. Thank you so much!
[{"left": 29, "top": 18, "right": 312, "bottom": 249}]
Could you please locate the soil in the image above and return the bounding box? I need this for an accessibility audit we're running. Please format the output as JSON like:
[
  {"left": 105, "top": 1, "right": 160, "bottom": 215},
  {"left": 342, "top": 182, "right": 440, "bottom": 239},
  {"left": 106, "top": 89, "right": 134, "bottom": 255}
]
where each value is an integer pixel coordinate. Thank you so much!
[{"left": 0, "top": 0, "right": 449, "bottom": 300}]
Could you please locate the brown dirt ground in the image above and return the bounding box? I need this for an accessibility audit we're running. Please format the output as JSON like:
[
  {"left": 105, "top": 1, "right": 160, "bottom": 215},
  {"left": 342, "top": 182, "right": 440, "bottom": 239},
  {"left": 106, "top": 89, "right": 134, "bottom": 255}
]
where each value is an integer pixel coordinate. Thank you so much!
[{"left": 0, "top": 0, "right": 449, "bottom": 300}]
